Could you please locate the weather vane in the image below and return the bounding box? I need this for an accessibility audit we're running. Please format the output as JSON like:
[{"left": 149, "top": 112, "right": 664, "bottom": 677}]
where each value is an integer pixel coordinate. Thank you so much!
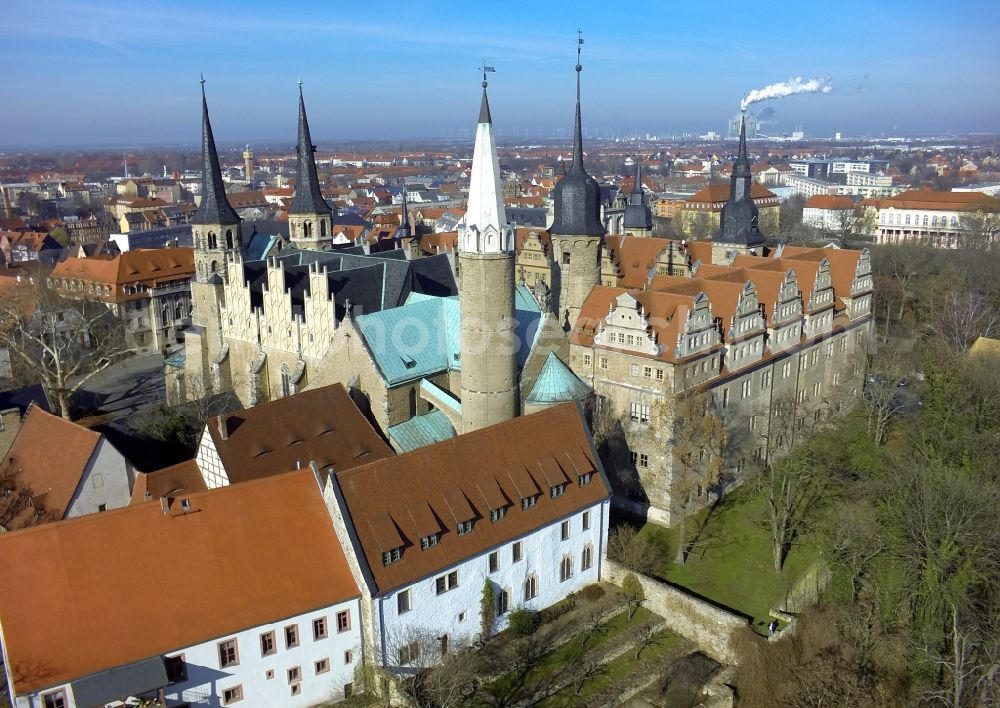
[{"left": 479, "top": 60, "right": 495, "bottom": 88}]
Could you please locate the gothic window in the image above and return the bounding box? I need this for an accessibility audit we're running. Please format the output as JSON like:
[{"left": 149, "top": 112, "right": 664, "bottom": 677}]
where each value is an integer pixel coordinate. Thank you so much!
[
  {"left": 320, "top": 220, "right": 327, "bottom": 237},
  {"left": 208, "top": 232, "right": 218, "bottom": 249},
  {"left": 280, "top": 364, "right": 291, "bottom": 398},
  {"left": 210, "top": 260, "right": 218, "bottom": 274},
  {"left": 225, "top": 229, "right": 234, "bottom": 249},
  {"left": 304, "top": 221, "right": 312, "bottom": 239}
]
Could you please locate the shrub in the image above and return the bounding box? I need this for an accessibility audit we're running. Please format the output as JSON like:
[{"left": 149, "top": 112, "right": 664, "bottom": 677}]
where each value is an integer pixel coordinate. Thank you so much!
[
  {"left": 538, "top": 595, "right": 576, "bottom": 624},
  {"left": 622, "top": 572, "right": 645, "bottom": 619},
  {"left": 607, "top": 523, "right": 667, "bottom": 577},
  {"left": 507, "top": 607, "right": 540, "bottom": 637},
  {"left": 577, "top": 584, "right": 606, "bottom": 602}
]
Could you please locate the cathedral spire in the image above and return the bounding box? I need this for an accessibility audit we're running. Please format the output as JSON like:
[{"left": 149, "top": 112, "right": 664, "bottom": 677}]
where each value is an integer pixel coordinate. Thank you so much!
[
  {"left": 734, "top": 111, "right": 752, "bottom": 179},
  {"left": 290, "top": 82, "right": 331, "bottom": 215},
  {"left": 193, "top": 76, "right": 240, "bottom": 226},
  {"left": 549, "top": 32, "right": 605, "bottom": 237},
  {"left": 623, "top": 154, "right": 652, "bottom": 232},
  {"left": 631, "top": 155, "right": 643, "bottom": 197},
  {"left": 460, "top": 68, "right": 512, "bottom": 254}
]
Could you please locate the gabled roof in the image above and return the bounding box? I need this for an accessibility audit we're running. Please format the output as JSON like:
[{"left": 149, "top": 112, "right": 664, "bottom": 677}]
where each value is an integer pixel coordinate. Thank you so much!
[
  {"left": 130, "top": 459, "right": 206, "bottom": 505},
  {"left": 2, "top": 407, "right": 102, "bottom": 526},
  {"left": 387, "top": 408, "right": 457, "bottom": 453},
  {"left": 335, "top": 403, "right": 610, "bottom": 594},
  {"left": 206, "top": 383, "right": 393, "bottom": 484},
  {"left": 687, "top": 183, "right": 777, "bottom": 205},
  {"left": 525, "top": 352, "right": 591, "bottom": 404},
  {"left": 804, "top": 194, "right": 855, "bottom": 210},
  {"left": 0, "top": 469, "right": 359, "bottom": 695}
]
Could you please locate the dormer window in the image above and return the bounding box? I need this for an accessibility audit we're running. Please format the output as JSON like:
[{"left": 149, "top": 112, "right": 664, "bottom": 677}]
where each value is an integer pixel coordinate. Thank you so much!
[
  {"left": 550, "top": 483, "right": 567, "bottom": 499},
  {"left": 521, "top": 495, "right": 537, "bottom": 510},
  {"left": 456, "top": 520, "right": 473, "bottom": 536},
  {"left": 420, "top": 533, "right": 439, "bottom": 550},
  {"left": 578, "top": 472, "right": 594, "bottom": 487},
  {"left": 382, "top": 547, "right": 402, "bottom": 566},
  {"left": 490, "top": 507, "right": 506, "bottom": 523}
]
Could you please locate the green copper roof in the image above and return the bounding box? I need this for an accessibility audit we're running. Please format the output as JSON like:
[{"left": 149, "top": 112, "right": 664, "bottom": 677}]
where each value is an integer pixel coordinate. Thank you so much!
[
  {"left": 355, "top": 288, "right": 543, "bottom": 387},
  {"left": 388, "top": 409, "right": 456, "bottom": 453},
  {"left": 525, "top": 352, "right": 591, "bottom": 404}
]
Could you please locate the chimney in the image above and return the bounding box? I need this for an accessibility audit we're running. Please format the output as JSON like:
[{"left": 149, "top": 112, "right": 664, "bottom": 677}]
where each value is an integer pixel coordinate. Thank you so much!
[{"left": 216, "top": 414, "right": 228, "bottom": 440}]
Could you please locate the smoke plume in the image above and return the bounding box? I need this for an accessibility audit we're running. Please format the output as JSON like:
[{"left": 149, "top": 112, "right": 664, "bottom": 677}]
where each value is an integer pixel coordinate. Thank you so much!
[{"left": 741, "top": 77, "right": 833, "bottom": 111}]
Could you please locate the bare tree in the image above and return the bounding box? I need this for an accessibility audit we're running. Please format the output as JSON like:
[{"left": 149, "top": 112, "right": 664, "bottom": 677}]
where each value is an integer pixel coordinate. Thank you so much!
[
  {"left": 860, "top": 345, "right": 911, "bottom": 445},
  {"left": 871, "top": 243, "right": 932, "bottom": 325},
  {"left": 667, "top": 392, "right": 726, "bottom": 564},
  {"left": 0, "top": 278, "right": 129, "bottom": 419},
  {"left": 606, "top": 523, "right": 664, "bottom": 576},
  {"left": 0, "top": 461, "right": 58, "bottom": 532},
  {"left": 630, "top": 623, "right": 659, "bottom": 660},
  {"left": 621, "top": 572, "right": 645, "bottom": 619},
  {"left": 931, "top": 290, "right": 1000, "bottom": 351}
]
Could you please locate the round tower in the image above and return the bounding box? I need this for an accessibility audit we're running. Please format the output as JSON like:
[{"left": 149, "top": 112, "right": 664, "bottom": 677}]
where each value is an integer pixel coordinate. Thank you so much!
[
  {"left": 243, "top": 144, "right": 254, "bottom": 181},
  {"left": 459, "top": 73, "right": 518, "bottom": 433},
  {"left": 549, "top": 38, "right": 606, "bottom": 330}
]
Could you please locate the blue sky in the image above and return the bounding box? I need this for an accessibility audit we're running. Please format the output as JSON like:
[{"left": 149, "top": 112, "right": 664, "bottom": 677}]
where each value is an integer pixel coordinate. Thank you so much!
[{"left": 2, "top": 0, "right": 999, "bottom": 147}]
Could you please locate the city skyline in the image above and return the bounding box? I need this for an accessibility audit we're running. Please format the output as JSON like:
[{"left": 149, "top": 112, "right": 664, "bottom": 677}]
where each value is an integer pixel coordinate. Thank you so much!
[{"left": 2, "top": 0, "right": 999, "bottom": 148}]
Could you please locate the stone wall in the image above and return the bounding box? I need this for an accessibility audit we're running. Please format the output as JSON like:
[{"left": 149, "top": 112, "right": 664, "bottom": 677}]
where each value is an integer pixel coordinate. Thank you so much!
[
  {"left": 604, "top": 559, "right": 749, "bottom": 665},
  {"left": 777, "top": 558, "right": 831, "bottom": 614}
]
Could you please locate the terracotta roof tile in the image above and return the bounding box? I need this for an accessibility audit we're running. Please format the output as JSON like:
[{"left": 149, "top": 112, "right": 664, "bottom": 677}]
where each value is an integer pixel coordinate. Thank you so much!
[
  {"left": 0, "top": 469, "right": 358, "bottom": 694},
  {"left": 129, "top": 459, "right": 206, "bottom": 505},
  {"left": 2, "top": 407, "right": 102, "bottom": 526},
  {"left": 335, "top": 403, "right": 610, "bottom": 594},
  {"left": 207, "top": 383, "right": 394, "bottom": 484}
]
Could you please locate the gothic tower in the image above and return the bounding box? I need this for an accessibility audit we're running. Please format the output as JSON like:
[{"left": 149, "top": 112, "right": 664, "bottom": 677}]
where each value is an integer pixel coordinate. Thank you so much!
[
  {"left": 289, "top": 83, "right": 333, "bottom": 251},
  {"left": 623, "top": 155, "right": 653, "bottom": 235},
  {"left": 186, "top": 78, "right": 241, "bottom": 398},
  {"left": 458, "top": 75, "right": 518, "bottom": 434},
  {"left": 713, "top": 112, "right": 766, "bottom": 264},
  {"left": 549, "top": 41, "right": 606, "bottom": 329}
]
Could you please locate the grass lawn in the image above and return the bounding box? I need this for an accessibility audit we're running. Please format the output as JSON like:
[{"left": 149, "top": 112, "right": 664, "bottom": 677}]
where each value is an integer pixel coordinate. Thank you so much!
[
  {"left": 538, "top": 630, "right": 682, "bottom": 707},
  {"left": 485, "top": 606, "right": 656, "bottom": 703},
  {"left": 635, "top": 485, "right": 824, "bottom": 631}
]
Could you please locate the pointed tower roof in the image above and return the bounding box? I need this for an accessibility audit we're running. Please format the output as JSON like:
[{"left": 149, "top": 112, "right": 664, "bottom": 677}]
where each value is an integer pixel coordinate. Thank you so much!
[
  {"left": 525, "top": 352, "right": 592, "bottom": 405},
  {"left": 290, "top": 83, "right": 331, "bottom": 216},
  {"left": 733, "top": 112, "right": 752, "bottom": 179},
  {"left": 394, "top": 191, "right": 411, "bottom": 240},
  {"left": 549, "top": 36, "right": 605, "bottom": 237},
  {"left": 623, "top": 154, "right": 653, "bottom": 230},
  {"left": 193, "top": 79, "right": 240, "bottom": 227},
  {"left": 718, "top": 112, "right": 764, "bottom": 247},
  {"left": 460, "top": 73, "right": 512, "bottom": 254}
]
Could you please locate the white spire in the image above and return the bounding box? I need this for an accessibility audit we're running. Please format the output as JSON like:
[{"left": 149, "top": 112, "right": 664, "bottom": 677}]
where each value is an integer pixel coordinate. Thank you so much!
[{"left": 460, "top": 82, "right": 513, "bottom": 254}]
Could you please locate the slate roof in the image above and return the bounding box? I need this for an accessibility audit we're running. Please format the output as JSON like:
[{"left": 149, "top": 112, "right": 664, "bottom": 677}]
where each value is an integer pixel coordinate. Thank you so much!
[
  {"left": 192, "top": 85, "right": 240, "bottom": 227},
  {"left": 525, "top": 352, "right": 591, "bottom": 404},
  {"left": 0, "top": 384, "right": 51, "bottom": 416}
]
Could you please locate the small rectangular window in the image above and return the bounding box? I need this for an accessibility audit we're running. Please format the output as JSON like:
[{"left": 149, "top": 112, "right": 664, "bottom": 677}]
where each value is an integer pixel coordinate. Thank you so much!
[
  {"left": 490, "top": 506, "right": 506, "bottom": 522},
  {"left": 344, "top": 649, "right": 354, "bottom": 664},
  {"left": 260, "top": 631, "right": 275, "bottom": 657},
  {"left": 313, "top": 617, "right": 328, "bottom": 640},
  {"left": 222, "top": 686, "right": 243, "bottom": 705},
  {"left": 512, "top": 541, "right": 523, "bottom": 562},
  {"left": 316, "top": 658, "right": 330, "bottom": 675},
  {"left": 582, "top": 510, "right": 591, "bottom": 531},
  {"left": 285, "top": 624, "right": 299, "bottom": 649},
  {"left": 397, "top": 589, "right": 411, "bottom": 614},
  {"left": 561, "top": 520, "right": 570, "bottom": 541},
  {"left": 336, "top": 610, "right": 351, "bottom": 633},
  {"left": 578, "top": 472, "right": 593, "bottom": 486},
  {"left": 456, "top": 520, "right": 473, "bottom": 535},
  {"left": 489, "top": 551, "right": 499, "bottom": 573},
  {"left": 288, "top": 666, "right": 301, "bottom": 684},
  {"left": 599, "top": 357, "right": 608, "bottom": 370},
  {"left": 550, "top": 483, "right": 566, "bottom": 498},
  {"left": 218, "top": 639, "right": 239, "bottom": 668},
  {"left": 164, "top": 655, "right": 187, "bottom": 684},
  {"left": 521, "top": 495, "right": 537, "bottom": 509}
]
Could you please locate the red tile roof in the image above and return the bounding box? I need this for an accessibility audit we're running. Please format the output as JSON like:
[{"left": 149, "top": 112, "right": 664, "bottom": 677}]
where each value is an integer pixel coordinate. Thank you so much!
[
  {"left": 0, "top": 469, "right": 359, "bottom": 694},
  {"left": 335, "top": 403, "right": 610, "bottom": 594}
]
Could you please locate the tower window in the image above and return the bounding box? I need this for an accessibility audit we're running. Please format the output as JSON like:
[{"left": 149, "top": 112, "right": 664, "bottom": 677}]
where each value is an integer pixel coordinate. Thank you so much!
[{"left": 562, "top": 252, "right": 571, "bottom": 265}]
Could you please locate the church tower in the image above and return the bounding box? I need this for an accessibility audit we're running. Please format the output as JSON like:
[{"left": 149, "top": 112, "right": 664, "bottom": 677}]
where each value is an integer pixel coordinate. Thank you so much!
[
  {"left": 549, "top": 38, "right": 606, "bottom": 329},
  {"left": 713, "top": 112, "right": 766, "bottom": 264},
  {"left": 186, "top": 78, "right": 241, "bottom": 398},
  {"left": 289, "top": 83, "right": 333, "bottom": 251},
  {"left": 623, "top": 155, "right": 653, "bottom": 235},
  {"left": 243, "top": 144, "right": 254, "bottom": 182},
  {"left": 458, "top": 72, "right": 518, "bottom": 434}
]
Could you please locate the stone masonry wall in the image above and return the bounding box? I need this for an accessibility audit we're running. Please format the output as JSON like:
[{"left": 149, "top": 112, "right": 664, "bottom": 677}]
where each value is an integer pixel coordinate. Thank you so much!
[{"left": 604, "top": 559, "right": 748, "bottom": 664}]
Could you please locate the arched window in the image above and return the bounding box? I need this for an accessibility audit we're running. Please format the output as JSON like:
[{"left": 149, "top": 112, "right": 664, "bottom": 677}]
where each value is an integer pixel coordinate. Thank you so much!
[
  {"left": 559, "top": 555, "right": 573, "bottom": 582},
  {"left": 409, "top": 387, "right": 417, "bottom": 417},
  {"left": 208, "top": 232, "right": 217, "bottom": 249},
  {"left": 320, "top": 220, "right": 327, "bottom": 237},
  {"left": 304, "top": 221, "right": 312, "bottom": 238},
  {"left": 905, "top": 215, "right": 911, "bottom": 225},
  {"left": 581, "top": 544, "right": 593, "bottom": 571},
  {"left": 922, "top": 215, "right": 928, "bottom": 226},
  {"left": 210, "top": 260, "right": 218, "bottom": 274},
  {"left": 225, "top": 229, "right": 234, "bottom": 249}
]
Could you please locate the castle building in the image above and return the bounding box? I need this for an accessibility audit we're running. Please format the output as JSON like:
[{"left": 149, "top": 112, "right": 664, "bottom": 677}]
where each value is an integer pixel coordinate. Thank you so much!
[
  {"left": 457, "top": 78, "right": 518, "bottom": 433},
  {"left": 549, "top": 51, "right": 606, "bottom": 329}
]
